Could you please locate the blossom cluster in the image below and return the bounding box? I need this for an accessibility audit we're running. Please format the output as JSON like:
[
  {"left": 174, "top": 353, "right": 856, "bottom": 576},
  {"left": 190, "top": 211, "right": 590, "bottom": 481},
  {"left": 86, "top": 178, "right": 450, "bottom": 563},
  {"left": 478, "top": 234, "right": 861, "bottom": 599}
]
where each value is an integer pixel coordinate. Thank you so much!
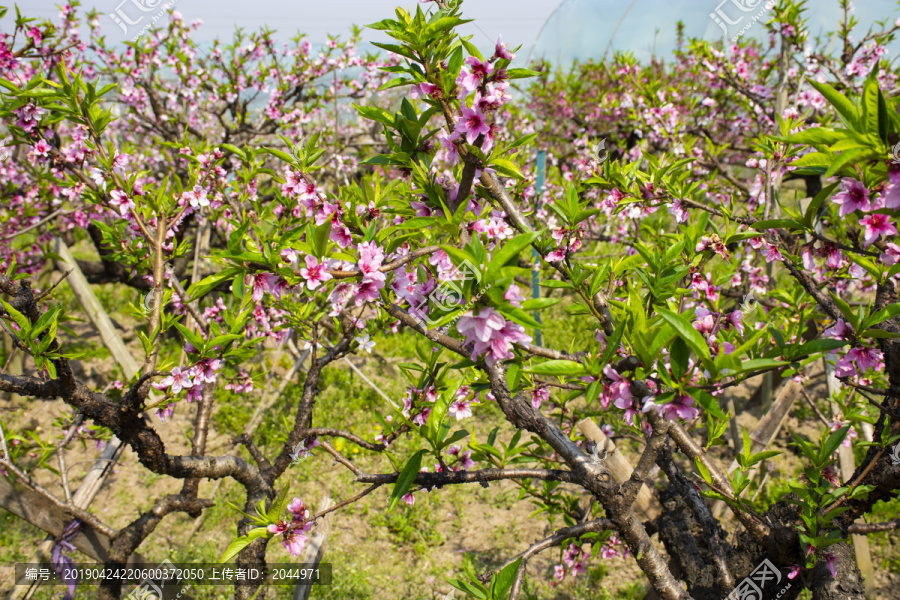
[
  {"left": 151, "top": 359, "right": 222, "bottom": 420},
  {"left": 456, "top": 307, "right": 532, "bottom": 367},
  {"left": 267, "top": 498, "right": 314, "bottom": 556}
]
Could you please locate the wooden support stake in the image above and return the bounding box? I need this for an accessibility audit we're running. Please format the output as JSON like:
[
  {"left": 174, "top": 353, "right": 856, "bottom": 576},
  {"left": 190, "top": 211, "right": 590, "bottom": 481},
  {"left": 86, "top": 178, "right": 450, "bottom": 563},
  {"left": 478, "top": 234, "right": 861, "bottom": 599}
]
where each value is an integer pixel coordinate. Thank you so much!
[
  {"left": 711, "top": 380, "right": 799, "bottom": 519},
  {"left": 576, "top": 418, "right": 662, "bottom": 520},
  {"left": 53, "top": 238, "right": 142, "bottom": 378},
  {"left": 825, "top": 360, "right": 875, "bottom": 599},
  {"left": 0, "top": 475, "right": 143, "bottom": 565},
  {"left": 292, "top": 496, "right": 335, "bottom": 600}
]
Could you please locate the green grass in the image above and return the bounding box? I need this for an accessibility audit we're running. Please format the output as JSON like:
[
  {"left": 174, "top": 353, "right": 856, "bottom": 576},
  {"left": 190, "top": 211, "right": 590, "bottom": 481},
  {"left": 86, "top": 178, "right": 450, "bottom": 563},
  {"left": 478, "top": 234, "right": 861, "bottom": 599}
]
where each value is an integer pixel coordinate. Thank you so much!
[
  {"left": 369, "top": 492, "right": 446, "bottom": 551},
  {"left": 309, "top": 556, "right": 378, "bottom": 600},
  {"left": 868, "top": 497, "right": 900, "bottom": 573}
]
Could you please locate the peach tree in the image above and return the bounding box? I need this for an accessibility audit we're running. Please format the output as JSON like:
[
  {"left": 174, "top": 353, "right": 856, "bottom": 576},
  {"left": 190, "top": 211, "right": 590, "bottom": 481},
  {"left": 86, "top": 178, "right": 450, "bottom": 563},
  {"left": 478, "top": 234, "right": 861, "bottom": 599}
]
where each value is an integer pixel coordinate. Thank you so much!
[{"left": 1, "top": 1, "right": 900, "bottom": 599}]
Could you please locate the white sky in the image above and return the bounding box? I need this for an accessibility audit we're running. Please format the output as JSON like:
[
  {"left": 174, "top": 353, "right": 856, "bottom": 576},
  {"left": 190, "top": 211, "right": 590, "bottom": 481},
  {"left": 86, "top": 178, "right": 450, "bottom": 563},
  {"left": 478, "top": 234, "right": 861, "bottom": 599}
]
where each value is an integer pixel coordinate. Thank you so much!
[
  {"left": 5, "top": 0, "right": 900, "bottom": 63},
  {"left": 6, "top": 0, "right": 556, "bottom": 55}
]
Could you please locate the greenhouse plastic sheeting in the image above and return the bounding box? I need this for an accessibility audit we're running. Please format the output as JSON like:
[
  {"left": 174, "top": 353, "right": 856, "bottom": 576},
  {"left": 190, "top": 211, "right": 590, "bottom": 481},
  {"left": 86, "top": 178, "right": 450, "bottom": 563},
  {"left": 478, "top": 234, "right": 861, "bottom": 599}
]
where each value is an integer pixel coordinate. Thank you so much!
[{"left": 530, "top": 0, "right": 900, "bottom": 64}]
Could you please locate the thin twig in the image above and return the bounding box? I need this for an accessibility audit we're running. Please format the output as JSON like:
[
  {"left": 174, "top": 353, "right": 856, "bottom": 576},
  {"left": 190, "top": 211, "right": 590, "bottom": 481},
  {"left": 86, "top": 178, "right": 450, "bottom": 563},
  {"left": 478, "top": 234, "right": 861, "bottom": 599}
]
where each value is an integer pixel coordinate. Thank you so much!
[
  {"left": 309, "top": 483, "right": 382, "bottom": 522},
  {"left": 170, "top": 271, "right": 210, "bottom": 333},
  {"left": 0, "top": 208, "right": 65, "bottom": 241},
  {"left": 800, "top": 388, "right": 832, "bottom": 427},
  {"left": 856, "top": 388, "right": 900, "bottom": 420},
  {"left": 56, "top": 422, "right": 79, "bottom": 507},
  {"left": 301, "top": 428, "right": 386, "bottom": 452},
  {"left": 848, "top": 519, "right": 900, "bottom": 534},
  {"left": 34, "top": 269, "right": 73, "bottom": 301},
  {"left": 319, "top": 439, "right": 362, "bottom": 476}
]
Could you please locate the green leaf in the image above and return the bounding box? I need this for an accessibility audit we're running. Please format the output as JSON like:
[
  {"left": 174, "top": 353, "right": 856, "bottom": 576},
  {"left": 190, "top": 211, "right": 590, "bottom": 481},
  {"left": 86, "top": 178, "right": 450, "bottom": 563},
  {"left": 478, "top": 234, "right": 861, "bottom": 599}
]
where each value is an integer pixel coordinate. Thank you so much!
[
  {"left": 460, "top": 39, "right": 483, "bottom": 61},
  {"left": 29, "top": 306, "right": 60, "bottom": 341},
  {"left": 849, "top": 484, "right": 876, "bottom": 500},
  {"left": 539, "top": 280, "right": 572, "bottom": 290},
  {"left": 490, "top": 158, "right": 525, "bottom": 180},
  {"left": 808, "top": 79, "right": 858, "bottom": 128},
  {"left": 388, "top": 450, "right": 426, "bottom": 511},
  {"left": 688, "top": 389, "right": 727, "bottom": 420},
  {"left": 803, "top": 182, "right": 839, "bottom": 228},
  {"left": 791, "top": 152, "right": 832, "bottom": 172},
  {"left": 370, "top": 42, "right": 418, "bottom": 62},
  {"left": 693, "top": 457, "right": 713, "bottom": 485},
  {"left": 794, "top": 338, "right": 848, "bottom": 357},
  {"left": 173, "top": 322, "right": 204, "bottom": 351},
  {"left": 751, "top": 219, "right": 803, "bottom": 231},
  {"left": 506, "top": 363, "right": 521, "bottom": 390},
  {"left": 447, "top": 46, "right": 464, "bottom": 76},
  {"left": 366, "top": 18, "right": 397, "bottom": 31},
  {"left": 520, "top": 297, "right": 561, "bottom": 311},
  {"left": 447, "top": 577, "right": 488, "bottom": 600},
  {"left": 824, "top": 148, "right": 865, "bottom": 178},
  {"left": 427, "top": 382, "right": 458, "bottom": 443},
  {"left": 828, "top": 293, "right": 859, "bottom": 331},
  {"left": 380, "top": 76, "right": 415, "bottom": 91},
  {"left": 354, "top": 104, "right": 395, "bottom": 126},
  {"left": 497, "top": 305, "right": 542, "bottom": 329},
  {"left": 221, "top": 144, "right": 246, "bottom": 160},
  {"left": 850, "top": 255, "right": 882, "bottom": 281},
  {"left": 220, "top": 536, "right": 255, "bottom": 562},
  {"left": 505, "top": 68, "right": 539, "bottom": 80},
  {"left": 188, "top": 267, "right": 242, "bottom": 300},
  {"left": 669, "top": 337, "right": 689, "bottom": 381},
  {"left": 361, "top": 154, "right": 399, "bottom": 166},
  {"left": 524, "top": 360, "right": 586, "bottom": 377},
  {"left": 263, "top": 147, "right": 296, "bottom": 165},
  {"left": 861, "top": 329, "right": 900, "bottom": 339},
  {"left": 599, "top": 319, "right": 626, "bottom": 371},
  {"left": 861, "top": 75, "right": 881, "bottom": 137},
  {"left": 781, "top": 127, "right": 845, "bottom": 147},
  {"left": 657, "top": 308, "right": 710, "bottom": 360},
  {"left": 312, "top": 220, "right": 332, "bottom": 257},
  {"left": 820, "top": 425, "right": 851, "bottom": 465},
  {"left": 863, "top": 302, "right": 900, "bottom": 330},
  {"left": 489, "top": 558, "right": 522, "bottom": 600},
  {"left": 0, "top": 299, "right": 30, "bottom": 333},
  {"left": 423, "top": 16, "right": 470, "bottom": 37},
  {"left": 438, "top": 429, "right": 470, "bottom": 451},
  {"left": 266, "top": 485, "right": 291, "bottom": 523},
  {"left": 488, "top": 232, "right": 538, "bottom": 277},
  {"left": 734, "top": 358, "right": 788, "bottom": 374}
]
